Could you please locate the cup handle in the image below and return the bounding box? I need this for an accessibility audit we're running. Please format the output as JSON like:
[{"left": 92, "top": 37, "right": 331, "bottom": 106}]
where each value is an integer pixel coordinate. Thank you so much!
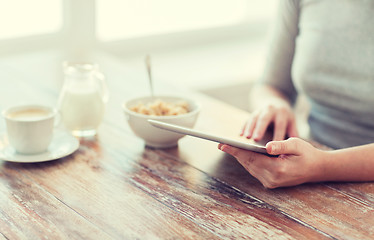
[
  {"left": 54, "top": 110, "right": 62, "bottom": 128},
  {"left": 96, "top": 72, "right": 109, "bottom": 103}
]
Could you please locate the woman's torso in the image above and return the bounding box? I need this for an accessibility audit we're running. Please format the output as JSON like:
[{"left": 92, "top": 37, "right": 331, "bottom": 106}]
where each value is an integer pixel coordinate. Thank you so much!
[{"left": 292, "top": 0, "right": 374, "bottom": 148}]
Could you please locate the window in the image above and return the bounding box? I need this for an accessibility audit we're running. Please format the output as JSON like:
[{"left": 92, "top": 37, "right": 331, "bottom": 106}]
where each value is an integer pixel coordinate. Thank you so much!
[
  {"left": 0, "top": 0, "right": 62, "bottom": 40},
  {"left": 0, "top": 0, "right": 276, "bottom": 54},
  {"left": 96, "top": 0, "right": 276, "bottom": 42}
]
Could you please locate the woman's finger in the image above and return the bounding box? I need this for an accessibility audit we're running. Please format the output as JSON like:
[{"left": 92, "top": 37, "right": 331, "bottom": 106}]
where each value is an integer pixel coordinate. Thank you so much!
[
  {"left": 266, "top": 138, "right": 302, "bottom": 155},
  {"left": 240, "top": 120, "right": 248, "bottom": 136},
  {"left": 252, "top": 110, "right": 274, "bottom": 141},
  {"left": 287, "top": 116, "right": 299, "bottom": 138},
  {"left": 219, "top": 144, "right": 276, "bottom": 184},
  {"left": 273, "top": 112, "right": 287, "bottom": 141},
  {"left": 244, "top": 114, "right": 259, "bottom": 139},
  {"left": 219, "top": 144, "right": 257, "bottom": 164}
]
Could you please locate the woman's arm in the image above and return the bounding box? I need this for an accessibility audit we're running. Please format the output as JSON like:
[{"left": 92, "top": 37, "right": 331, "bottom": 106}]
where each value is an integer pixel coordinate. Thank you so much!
[
  {"left": 249, "top": 84, "right": 291, "bottom": 111},
  {"left": 313, "top": 143, "right": 374, "bottom": 182},
  {"left": 218, "top": 138, "right": 374, "bottom": 188},
  {"left": 243, "top": 0, "right": 300, "bottom": 142}
]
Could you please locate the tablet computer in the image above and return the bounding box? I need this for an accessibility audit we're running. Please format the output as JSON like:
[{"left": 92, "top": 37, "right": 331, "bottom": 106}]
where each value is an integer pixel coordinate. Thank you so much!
[{"left": 148, "top": 119, "right": 270, "bottom": 155}]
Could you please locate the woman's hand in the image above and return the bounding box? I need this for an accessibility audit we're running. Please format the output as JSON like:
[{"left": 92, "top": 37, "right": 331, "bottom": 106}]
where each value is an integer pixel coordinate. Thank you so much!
[
  {"left": 241, "top": 101, "right": 299, "bottom": 141},
  {"left": 218, "top": 138, "right": 325, "bottom": 189}
]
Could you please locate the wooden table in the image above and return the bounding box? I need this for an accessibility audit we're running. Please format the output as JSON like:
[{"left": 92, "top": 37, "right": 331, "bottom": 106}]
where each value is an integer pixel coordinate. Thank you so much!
[{"left": 0, "top": 52, "right": 374, "bottom": 239}]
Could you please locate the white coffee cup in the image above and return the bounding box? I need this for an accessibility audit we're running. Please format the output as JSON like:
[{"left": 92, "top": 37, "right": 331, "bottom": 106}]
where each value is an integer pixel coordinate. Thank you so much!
[{"left": 2, "top": 105, "right": 58, "bottom": 154}]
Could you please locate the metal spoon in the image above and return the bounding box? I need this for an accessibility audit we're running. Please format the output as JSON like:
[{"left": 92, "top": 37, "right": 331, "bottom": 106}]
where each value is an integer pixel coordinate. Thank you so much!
[{"left": 145, "top": 54, "right": 154, "bottom": 98}]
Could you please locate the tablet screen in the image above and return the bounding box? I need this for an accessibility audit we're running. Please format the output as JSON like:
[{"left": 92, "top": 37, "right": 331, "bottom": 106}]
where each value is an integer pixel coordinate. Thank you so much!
[{"left": 148, "top": 119, "right": 269, "bottom": 155}]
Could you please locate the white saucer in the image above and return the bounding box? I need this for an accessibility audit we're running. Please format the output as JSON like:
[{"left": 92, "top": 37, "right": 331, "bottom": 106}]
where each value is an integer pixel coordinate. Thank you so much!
[{"left": 0, "top": 130, "right": 80, "bottom": 163}]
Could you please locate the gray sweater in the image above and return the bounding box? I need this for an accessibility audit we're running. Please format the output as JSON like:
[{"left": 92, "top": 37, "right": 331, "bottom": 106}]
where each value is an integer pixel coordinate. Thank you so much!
[{"left": 261, "top": 0, "right": 374, "bottom": 149}]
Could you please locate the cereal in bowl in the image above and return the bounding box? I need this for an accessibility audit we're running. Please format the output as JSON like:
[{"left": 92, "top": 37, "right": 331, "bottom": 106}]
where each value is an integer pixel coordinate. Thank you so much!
[{"left": 130, "top": 99, "right": 189, "bottom": 116}]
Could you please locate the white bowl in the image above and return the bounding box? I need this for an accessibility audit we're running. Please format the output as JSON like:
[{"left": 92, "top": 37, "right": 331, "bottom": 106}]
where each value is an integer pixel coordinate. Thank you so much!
[{"left": 123, "top": 95, "right": 200, "bottom": 148}]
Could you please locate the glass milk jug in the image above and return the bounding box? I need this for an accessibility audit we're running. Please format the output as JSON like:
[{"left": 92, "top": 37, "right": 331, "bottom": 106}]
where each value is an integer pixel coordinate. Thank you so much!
[{"left": 58, "top": 62, "right": 109, "bottom": 137}]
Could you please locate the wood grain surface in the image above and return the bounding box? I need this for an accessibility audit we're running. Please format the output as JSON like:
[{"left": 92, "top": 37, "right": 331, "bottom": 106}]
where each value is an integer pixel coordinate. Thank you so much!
[{"left": 0, "top": 53, "right": 373, "bottom": 239}]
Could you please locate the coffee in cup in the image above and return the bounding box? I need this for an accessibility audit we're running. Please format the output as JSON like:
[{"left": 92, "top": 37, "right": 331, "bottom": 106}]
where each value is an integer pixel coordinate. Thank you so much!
[{"left": 2, "top": 105, "right": 58, "bottom": 154}]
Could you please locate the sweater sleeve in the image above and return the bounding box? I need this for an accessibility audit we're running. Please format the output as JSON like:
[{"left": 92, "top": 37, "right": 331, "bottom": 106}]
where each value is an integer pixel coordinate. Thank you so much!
[{"left": 259, "top": 0, "right": 300, "bottom": 104}]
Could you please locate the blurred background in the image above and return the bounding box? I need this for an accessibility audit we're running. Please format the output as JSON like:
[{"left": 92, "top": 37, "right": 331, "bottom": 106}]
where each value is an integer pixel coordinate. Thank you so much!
[{"left": 0, "top": 0, "right": 278, "bottom": 110}]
